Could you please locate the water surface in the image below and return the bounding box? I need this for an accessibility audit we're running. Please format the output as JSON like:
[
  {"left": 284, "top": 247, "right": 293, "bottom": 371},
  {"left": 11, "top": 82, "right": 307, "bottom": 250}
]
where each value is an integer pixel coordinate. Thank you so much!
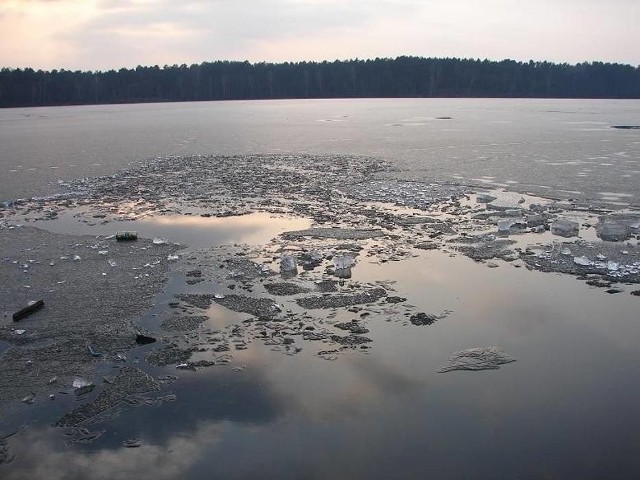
[
  {"left": 2, "top": 99, "right": 640, "bottom": 479},
  {"left": 2, "top": 98, "right": 639, "bottom": 205}
]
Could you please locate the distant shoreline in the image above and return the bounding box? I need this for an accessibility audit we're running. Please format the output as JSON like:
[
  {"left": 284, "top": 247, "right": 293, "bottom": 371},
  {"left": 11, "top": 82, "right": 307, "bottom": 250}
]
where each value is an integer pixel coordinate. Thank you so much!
[{"left": 2, "top": 56, "right": 639, "bottom": 108}]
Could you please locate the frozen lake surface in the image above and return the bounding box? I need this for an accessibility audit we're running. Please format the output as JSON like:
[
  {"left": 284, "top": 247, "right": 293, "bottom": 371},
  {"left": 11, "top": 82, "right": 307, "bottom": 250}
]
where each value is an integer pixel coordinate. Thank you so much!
[{"left": 1, "top": 98, "right": 640, "bottom": 205}]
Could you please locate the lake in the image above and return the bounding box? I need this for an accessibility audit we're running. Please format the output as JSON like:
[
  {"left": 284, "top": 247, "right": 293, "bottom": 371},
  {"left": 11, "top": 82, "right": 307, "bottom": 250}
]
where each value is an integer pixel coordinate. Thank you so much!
[
  {"left": 1, "top": 99, "right": 640, "bottom": 480},
  {"left": 1, "top": 98, "right": 640, "bottom": 204}
]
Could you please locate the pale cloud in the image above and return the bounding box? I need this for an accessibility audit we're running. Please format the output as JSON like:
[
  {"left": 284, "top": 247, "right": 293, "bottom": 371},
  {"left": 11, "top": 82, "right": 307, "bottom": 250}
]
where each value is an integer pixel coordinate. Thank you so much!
[{"left": 0, "top": 0, "right": 638, "bottom": 70}]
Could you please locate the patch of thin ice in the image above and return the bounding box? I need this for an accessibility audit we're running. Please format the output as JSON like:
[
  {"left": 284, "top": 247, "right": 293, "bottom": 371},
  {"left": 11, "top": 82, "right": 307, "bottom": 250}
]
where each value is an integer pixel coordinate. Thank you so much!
[{"left": 438, "top": 347, "right": 516, "bottom": 373}]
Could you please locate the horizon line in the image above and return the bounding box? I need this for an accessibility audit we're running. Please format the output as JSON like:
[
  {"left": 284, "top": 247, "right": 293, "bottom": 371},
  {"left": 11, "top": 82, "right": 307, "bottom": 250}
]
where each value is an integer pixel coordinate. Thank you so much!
[{"left": 3, "top": 55, "right": 639, "bottom": 73}]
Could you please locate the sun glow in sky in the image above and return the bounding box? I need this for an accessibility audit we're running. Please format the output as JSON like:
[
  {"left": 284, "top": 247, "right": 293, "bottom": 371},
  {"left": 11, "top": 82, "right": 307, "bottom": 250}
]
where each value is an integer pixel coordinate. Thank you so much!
[{"left": 1, "top": 0, "right": 638, "bottom": 70}]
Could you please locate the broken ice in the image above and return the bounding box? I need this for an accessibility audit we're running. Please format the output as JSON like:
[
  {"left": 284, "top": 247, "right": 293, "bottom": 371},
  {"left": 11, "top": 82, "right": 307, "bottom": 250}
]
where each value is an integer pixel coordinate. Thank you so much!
[
  {"left": 333, "top": 255, "right": 355, "bottom": 270},
  {"left": 551, "top": 220, "right": 579, "bottom": 238},
  {"left": 280, "top": 255, "right": 298, "bottom": 273},
  {"left": 573, "top": 256, "right": 593, "bottom": 266},
  {"left": 438, "top": 347, "right": 516, "bottom": 373}
]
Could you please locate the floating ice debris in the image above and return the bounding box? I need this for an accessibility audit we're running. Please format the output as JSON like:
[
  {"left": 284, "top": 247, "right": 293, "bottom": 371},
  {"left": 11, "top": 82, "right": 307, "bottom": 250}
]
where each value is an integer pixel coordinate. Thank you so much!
[
  {"left": 122, "top": 439, "right": 141, "bottom": 448},
  {"left": 497, "top": 219, "right": 514, "bottom": 234},
  {"left": 410, "top": 312, "right": 440, "bottom": 326},
  {"left": 333, "top": 255, "right": 354, "bottom": 270},
  {"left": 13, "top": 329, "right": 25, "bottom": 335},
  {"left": 486, "top": 199, "right": 523, "bottom": 211},
  {"left": 551, "top": 220, "right": 579, "bottom": 238},
  {"left": 607, "top": 261, "right": 620, "bottom": 271},
  {"left": 167, "top": 254, "right": 179, "bottom": 261},
  {"left": 108, "top": 259, "right": 117, "bottom": 268},
  {"left": 560, "top": 248, "right": 572, "bottom": 256},
  {"left": 214, "top": 294, "right": 225, "bottom": 299},
  {"left": 72, "top": 377, "right": 92, "bottom": 389},
  {"left": 72, "top": 377, "right": 94, "bottom": 395},
  {"left": 476, "top": 193, "right": 497, "bottom": 203},
  {"left": 497, "top": 219, "right": 526, "bottom": 235},
  {"left": 152, "top": 237, "right": 168, "bottom": 245},
  {"left": 309, "top": 251, "right": 323, "bottom": 262},
  {"left": 22, "top": 394, "right": 36, "bottom": 404},
  {"left": 596, "top": 222, "right": 629, "bottom": 242},
  {"left": 438, "top": 347, "right": 516, "bottom": 373},
  {"left": 280, "top": 255, "right": 298, "bottom": 273},
  {"left": 98, "top": 250, "right": 108, "bottom": 255},
  {"left": 504, "top": 209, "right": 522, "bottom": 217},
  {"left": 573, "top": 256, "right": 593, "bottom": 266},
  {"left": 526, "top": 214, "right": 545, "bottom": 227},
  {"left": 72, "top": 255, "right": 82, "bottom": 261},
  {"left": 596, "top": 254, "right": 607, "bottom": 261}
]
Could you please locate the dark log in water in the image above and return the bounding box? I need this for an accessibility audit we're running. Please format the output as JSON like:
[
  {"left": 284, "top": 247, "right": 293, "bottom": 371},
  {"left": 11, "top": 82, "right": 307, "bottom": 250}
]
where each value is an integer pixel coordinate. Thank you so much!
[{"left": 13, "top": 299, "right": 44, "bottom": 321}]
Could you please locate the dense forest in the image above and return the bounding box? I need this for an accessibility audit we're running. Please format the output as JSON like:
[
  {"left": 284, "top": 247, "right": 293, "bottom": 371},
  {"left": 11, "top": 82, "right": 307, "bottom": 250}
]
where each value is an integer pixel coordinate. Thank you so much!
[{"left": 1, "top": 56, "right": 639, "bottom": 107}]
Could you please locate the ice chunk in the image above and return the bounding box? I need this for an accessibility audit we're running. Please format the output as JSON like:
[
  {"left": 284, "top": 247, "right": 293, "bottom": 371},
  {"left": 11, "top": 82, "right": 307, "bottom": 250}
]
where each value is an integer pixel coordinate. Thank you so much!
[
  {"left": 72, "top": 377, "right": 92, "bottom": 389},
  {"left": 596, "top": 222, "right": 629, "bottom": 242},
  {"left": 476, "top": 193, "right": 497, "bottom": 203},
  {"left": 438, "top": 347, "right": 516, "bottom": 373},
  {"left": 504, "top": 209, "right": 522, "bottom": 217},
  {"left": 551, "top": 220, "right": 579, "bottom": 238},
  {"left": 309, "top": 251, "right": 323, "bottom": 262},
  {"left": 573, "top": 256, "right": 593, "bottom": 266},
  {"left": 333, "top": 255, "right": 354, "bottom": 270},
  {"left": 72, "top": 377, "right": 95, "bottom": 395},
  {"left": 280, "top": 255, "right": 298, "bottom": 273},
  {"left": 496, "top": 219, "right": 514, "bottom": 234},
  {"left": 486, "top": 197, "right": 523, "bottom": 211},
  {"left": 526, "top": 214, "right": 545, "bottom": 227},
  {"left": 497, "top": 219, "right": 526, "bottom": 234},
  {"left": 152, "top": 237, "right": 168, "bottom": 245}
]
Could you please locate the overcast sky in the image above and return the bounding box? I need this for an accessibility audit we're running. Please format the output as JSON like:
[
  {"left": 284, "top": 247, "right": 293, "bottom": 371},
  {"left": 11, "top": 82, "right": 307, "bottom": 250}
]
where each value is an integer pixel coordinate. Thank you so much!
[{"left": 1, "top": 0, "right": 638, "bottom": 71}]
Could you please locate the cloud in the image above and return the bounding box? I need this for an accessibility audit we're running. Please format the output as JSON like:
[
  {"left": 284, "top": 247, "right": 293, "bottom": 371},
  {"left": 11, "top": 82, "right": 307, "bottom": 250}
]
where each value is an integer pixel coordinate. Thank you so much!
[
  {"left": 62, "top": 0, "right": 424, "bottom": 67},
  {"left": 0, "top": 0, "right": 638, "bottom": 70}
]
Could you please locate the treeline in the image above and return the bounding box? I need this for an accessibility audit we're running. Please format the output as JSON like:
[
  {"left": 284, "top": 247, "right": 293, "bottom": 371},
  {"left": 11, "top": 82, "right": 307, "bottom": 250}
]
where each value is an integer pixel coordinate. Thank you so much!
[{"left": 1, "top": 56, "right": 639, "bottom": 107}]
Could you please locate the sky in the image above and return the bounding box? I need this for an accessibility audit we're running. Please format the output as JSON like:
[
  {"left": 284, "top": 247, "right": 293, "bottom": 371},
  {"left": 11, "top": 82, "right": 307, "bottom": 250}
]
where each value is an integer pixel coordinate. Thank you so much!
[{"left": 1, "top": 0, "right": 638, "bottom": 71}]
